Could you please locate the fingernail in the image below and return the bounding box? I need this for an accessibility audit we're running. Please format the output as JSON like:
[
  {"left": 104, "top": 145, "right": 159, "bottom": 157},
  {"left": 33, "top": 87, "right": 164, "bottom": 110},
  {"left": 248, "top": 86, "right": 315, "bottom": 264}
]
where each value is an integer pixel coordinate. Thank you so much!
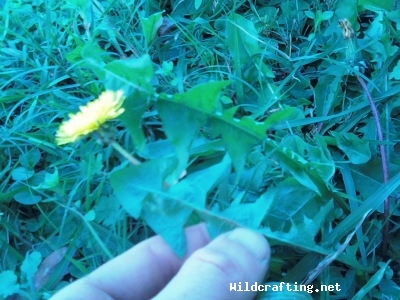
[{"left": 225, "top": 228, "right": 270, "bottom": 263}]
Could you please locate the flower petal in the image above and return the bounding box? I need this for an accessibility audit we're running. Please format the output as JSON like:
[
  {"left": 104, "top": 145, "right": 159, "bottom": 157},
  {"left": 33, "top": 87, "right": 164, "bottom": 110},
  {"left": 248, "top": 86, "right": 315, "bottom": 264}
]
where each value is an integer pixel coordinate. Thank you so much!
[{"left": 55, "top": 90, "right": 125, "bottom": 145}]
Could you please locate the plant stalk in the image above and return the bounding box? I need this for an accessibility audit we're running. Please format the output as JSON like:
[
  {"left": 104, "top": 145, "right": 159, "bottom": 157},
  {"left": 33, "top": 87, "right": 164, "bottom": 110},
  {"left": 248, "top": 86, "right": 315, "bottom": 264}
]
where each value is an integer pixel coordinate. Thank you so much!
[
  {"left": 357, "top": 76, "right": 389, "bottom": 256},
  {"left": 110, "top": 141, "right": 141, "bottom": 166},
  {"left": 339, "top": 19, "right": 389, "bottom": 256}
]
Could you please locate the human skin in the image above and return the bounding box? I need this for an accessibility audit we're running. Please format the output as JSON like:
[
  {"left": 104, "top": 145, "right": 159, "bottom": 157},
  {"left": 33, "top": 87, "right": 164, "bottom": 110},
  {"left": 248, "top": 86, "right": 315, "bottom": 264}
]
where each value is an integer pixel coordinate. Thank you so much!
[{"left": 51, "top": 223, "right": 270, "bottom": 300}]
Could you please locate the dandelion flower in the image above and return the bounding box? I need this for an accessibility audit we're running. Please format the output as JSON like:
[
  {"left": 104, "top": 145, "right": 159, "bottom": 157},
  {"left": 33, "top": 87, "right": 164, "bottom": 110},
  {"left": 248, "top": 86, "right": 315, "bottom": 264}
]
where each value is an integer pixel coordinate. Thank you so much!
[{"left": 56, "top": 90, "right": 125, "bottom": 145}]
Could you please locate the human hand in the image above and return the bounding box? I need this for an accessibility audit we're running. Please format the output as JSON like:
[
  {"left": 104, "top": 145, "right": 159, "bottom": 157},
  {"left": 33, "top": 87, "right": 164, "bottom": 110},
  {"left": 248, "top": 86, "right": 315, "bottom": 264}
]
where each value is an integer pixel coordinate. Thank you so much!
[{"left": 51, "top": 223, "right": 270, "bottom": 300}]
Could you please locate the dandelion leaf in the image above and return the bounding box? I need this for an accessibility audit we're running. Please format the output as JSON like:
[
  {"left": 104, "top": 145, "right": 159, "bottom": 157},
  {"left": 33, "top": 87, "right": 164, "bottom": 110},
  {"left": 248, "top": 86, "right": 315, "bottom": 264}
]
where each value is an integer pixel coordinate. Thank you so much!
[
  {"left": 158, "top": 81, "right": 229, "bottom": 183},
  {"left": 111, "top": 154, "right": 231, "bottom": 257},
  {"left": 266, "top": 178, "right": 320, "bottom": 231},
  {"left": 281, "top": 135, "right": 335, "bottom": 182},
  {"left": 217, "top": 188, "right": 275, "bottom": 229},
  {"left": 106, "top": 55, "right": 154, "bottom": 150},
  {"left": 145, "top": 154, "right": 231, "bottom": 256},
  {"left": 167, "top": 154, "right": 231, "bottom": 209},
  {"left": 331, "top": 131, "right": 371, "bottom": 164},
  {"left": 142, "top": 196, "right": 192, "bottom": 258},
  {"left": 213, "top": 108, "right": 268, "bottom": 182},
  {"left": 141, "top": 11, "right": 164, "bottom": 46},
  {"left": 109, "top": 159, "right": 169, "bottom": 219},
  {"left": 260, "top": 201, "right": 333, "bottom": 254}
]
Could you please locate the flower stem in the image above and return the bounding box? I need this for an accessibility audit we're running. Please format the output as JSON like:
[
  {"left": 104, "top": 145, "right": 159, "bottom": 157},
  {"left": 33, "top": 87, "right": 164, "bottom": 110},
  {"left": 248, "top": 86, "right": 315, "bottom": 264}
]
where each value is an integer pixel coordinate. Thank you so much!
[
  {"left": 357, "top": 76, "right": 389, "bottom": 257},
  {"left": 110, "top": 141, "right": 141, "bottom": 166},
  {"left": 339, "top": 18, "right": 390, "bottom": 257}
]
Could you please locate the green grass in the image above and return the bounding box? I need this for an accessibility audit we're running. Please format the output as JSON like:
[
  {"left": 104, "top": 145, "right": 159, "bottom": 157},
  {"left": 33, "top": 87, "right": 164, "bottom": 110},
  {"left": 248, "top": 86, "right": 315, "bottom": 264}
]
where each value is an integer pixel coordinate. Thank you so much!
[{"left": 1, "top": 0, "right": 400, "bottom": 299}]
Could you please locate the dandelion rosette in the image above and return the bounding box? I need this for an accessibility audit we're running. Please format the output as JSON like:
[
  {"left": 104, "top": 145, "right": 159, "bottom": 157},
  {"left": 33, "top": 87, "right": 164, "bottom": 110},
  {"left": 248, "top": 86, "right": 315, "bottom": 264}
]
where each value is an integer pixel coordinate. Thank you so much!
[{"left": 55, "top": 90, "right": 125, "bottom": 145}]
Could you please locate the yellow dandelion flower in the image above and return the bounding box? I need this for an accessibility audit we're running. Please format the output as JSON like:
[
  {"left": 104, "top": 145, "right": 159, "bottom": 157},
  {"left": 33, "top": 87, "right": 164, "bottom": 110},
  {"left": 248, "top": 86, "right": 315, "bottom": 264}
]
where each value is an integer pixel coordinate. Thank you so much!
[{"left": 56, "top": 90, "right": 125, "bottom": 145}]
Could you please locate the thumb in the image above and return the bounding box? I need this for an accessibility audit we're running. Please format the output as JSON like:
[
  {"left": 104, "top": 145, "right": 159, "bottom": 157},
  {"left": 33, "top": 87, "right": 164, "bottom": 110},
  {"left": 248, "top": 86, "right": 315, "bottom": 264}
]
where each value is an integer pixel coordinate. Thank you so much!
[{"left": 153, "top": 228, "right": 270, "bottom": 300}]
